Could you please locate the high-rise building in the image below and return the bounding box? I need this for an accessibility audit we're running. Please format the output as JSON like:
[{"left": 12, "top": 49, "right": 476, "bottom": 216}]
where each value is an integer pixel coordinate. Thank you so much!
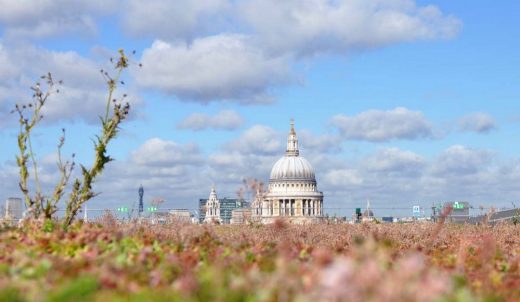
[
  {"left": 220, "top": 198, "right": 249, "bottom": 223},
  {"left": 199, "top": 193, "right": 249, "bottom": 223}
]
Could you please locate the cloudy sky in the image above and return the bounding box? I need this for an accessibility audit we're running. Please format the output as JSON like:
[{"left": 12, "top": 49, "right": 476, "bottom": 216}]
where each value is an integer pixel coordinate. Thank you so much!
[{"left": 0, "top": 0, "right": 519, "bottom": 217}]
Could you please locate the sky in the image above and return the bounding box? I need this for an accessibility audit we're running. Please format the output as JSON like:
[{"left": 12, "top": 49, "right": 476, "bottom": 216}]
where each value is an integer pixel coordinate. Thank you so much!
[{"left": 0, "top": 0, "right": 519, "bottom": 218}]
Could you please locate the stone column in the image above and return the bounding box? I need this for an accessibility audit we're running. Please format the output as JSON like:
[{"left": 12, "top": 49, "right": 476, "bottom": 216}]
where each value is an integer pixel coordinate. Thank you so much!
[{"left": 296, "top": 199, "right": 302, "bottom": 216}]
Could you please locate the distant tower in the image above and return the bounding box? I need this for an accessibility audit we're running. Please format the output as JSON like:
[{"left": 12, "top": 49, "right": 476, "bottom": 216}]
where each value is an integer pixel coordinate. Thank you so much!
[
  {"left": 83, "top": 205, "right": 88, "bottom": 222},
  {"left": 138, "top": 185, "right": 144, "bottom": 215},
  {"left": 204, "top": 185, "right": 222, "bottom": 224}
]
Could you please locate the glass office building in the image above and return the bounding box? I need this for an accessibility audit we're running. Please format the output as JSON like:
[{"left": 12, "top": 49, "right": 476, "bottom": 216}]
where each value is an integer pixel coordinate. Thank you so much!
[{"left": 199, "top": 198, "right": 249, "bottom": 224}]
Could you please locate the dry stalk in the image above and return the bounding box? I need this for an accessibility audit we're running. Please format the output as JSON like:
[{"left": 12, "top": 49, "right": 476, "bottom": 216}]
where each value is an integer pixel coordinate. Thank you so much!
[
  {"left": 12, "top": 49, "right": 134, "bottom": 230},
  {"left": 13, "top": 73, "right": 60, "bottom": 217},
  {"left": 63, "top": 49, "right": 131, "bottom": 228}
]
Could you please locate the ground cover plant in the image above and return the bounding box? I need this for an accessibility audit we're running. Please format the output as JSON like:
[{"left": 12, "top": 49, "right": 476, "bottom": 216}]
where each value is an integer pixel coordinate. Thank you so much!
[{"left": 0, "top": 219, "right": 518, "bottom": 302}]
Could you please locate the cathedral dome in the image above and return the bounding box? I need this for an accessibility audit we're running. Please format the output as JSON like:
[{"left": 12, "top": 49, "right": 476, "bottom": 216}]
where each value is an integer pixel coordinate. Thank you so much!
[
  {"left": 270, "top": 156, "right": 315, "bottom": 181},
  {"left": 269, "top": 120, "right": 316, "bottom": 182}
]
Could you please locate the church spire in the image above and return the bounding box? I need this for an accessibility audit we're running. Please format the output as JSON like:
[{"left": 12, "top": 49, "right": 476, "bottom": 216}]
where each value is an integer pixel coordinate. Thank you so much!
[
  {"left": 208, "top": 184, "right": 219, "bottom": 202},
  {"left": 286, "top": 119, "right": 299, "bottom": 156}
]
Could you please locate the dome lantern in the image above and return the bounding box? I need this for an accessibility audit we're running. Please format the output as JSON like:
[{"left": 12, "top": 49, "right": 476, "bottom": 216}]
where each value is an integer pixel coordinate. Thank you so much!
[{"left": 286, "top": 119, "right": 299, "bottom": 157}]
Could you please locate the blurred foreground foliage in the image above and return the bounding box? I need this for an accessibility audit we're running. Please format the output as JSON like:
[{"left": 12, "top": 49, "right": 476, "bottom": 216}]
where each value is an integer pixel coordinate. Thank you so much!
[{"left": 0, "top": 220, "right": 519, "bottom": 302}]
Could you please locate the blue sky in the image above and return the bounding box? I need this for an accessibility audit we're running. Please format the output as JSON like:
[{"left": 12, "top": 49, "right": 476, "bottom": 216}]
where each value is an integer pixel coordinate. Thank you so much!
[{"left": 0, "top": 0, "right": 519, "bottom": 218}]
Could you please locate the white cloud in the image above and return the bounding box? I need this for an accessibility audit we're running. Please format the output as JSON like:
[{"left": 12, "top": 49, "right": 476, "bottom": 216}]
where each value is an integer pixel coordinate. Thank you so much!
[
  {"left": 0, "top": 43, "right": 142, "bottom": 126},
  {"left": 0, "top": 44, "right": 18, "bottom": 82},
  {"left": 458, "top": 112, "right": 496, "bottom": 133},
  {"left": 177, "top": 110, "right": 244, "bottom": 131},
  {"left": 122, "top": 0, "right": 230, "bottom": 40},
  {"left": 331, "top": 107, "right": 433, "bottom": 142},
  {"left": 431, "top": 145, "right": 492, "bottom": 176},
  {"left": 135, "top": 36, "right": 292, "bottom": 104},
  {"left": 319, "top": 148, "right": 425, "bottom": 204},
  {"left": 225, "top": 125, "right": 282, "bottom": 155},
  {"left": 363, "top": 147, "right": 424, "bottom": 175},
  {"left": 208, "top": 151, "right": 276, "bottom": 186},
  {"left": 0, "top": 0, "right": 117, "bottom": 39},
  {"left": 130, "top": 138, "right": 203, "bottom": 166},
  {"left": 238, "top": 0, "right": 461, "bottom": 57},
  {"left": 118, "top": 0, "right": 461, "bottom": 59},
  {"left": 298, "top": 130, "right": 342, "bottom": 154},
  {"left": 316, "top": 145, "right": 503, "bottom": 211},
  {"left": 0, "top": 0, "right": 461, "bottom": 108},
  {"left": 121, "top": 0, "right": 460, "bottom": 104},
  {"left": 323, "top": 169, "right": 364, "bottom": 187},
  {"left": 93, "top": 138, "right": 209, "bottom": 207}
]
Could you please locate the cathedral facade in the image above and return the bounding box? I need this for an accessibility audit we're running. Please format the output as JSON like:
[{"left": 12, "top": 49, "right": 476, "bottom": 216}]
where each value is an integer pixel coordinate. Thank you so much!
[{"left": 252, "top": 120, "right": 324, "bottom": 223}]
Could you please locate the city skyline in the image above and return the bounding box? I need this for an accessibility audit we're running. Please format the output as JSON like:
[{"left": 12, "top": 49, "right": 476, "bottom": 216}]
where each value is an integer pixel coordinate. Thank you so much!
[{"left": 0, "top": 1, "right": 519, "bottom": 217}]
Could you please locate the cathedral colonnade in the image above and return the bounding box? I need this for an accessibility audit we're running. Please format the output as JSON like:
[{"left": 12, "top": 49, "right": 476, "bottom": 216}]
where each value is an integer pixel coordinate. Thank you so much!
[{"left": 262, "top": 198, "right": 323, "bottom": 216}]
